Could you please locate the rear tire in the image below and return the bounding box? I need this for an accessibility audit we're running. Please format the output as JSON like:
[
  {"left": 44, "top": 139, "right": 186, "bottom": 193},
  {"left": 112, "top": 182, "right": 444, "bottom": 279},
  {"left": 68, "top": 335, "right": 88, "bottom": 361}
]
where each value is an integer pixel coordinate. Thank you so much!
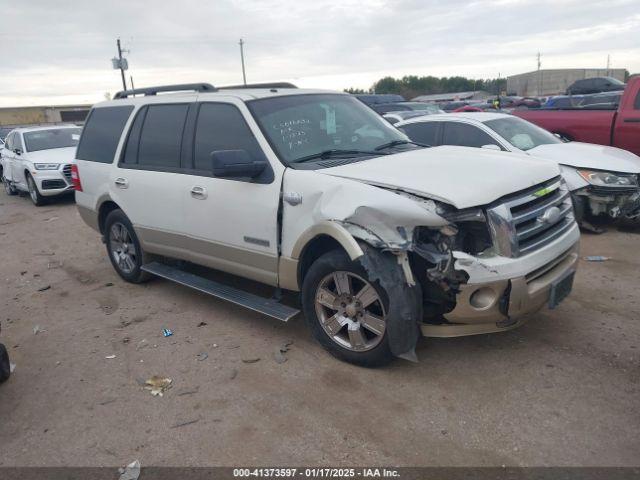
[
  {"left": 2, "top": 171, "right": 18, "bottom": 196},
  {"left": 0, "top": 344, "right": 10, "bottom": 383},
  {"left": 301, "top": 249, "right": 394, "bottom": 367},
  {"left": 104, "top": 209, "right": 152, "bottom": 284},
  {"left": 26, "top": 173, "right": 45, "bottom": 206}
]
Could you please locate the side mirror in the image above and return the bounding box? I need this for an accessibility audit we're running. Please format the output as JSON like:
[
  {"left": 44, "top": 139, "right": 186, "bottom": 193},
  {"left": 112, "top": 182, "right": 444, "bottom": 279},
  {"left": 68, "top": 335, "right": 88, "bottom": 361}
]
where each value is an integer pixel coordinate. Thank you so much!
[
  {"left": 481, "top": 144, "right": 501, "bottom": 151},
  {"left": 14, "top": 148, "right": 22, "bottom": 156},
  {"left": 210, "top": 150, "right": 267, "bottom": 179}
]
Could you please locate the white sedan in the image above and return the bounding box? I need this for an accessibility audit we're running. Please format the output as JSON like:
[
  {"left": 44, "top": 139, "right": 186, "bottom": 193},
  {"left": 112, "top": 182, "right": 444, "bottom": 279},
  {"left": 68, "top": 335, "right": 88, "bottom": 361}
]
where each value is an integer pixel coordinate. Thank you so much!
[
  {"left": 396, "top": 112, "right": 640, "bottom": 230},
  {"left": 1, "top": 125, "right": 81, "bottom": 206}
]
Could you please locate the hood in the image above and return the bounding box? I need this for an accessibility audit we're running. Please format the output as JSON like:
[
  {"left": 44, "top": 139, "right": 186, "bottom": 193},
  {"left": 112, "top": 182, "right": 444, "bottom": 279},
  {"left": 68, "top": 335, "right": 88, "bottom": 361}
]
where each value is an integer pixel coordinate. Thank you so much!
[
  {"left": 25, "top": 147, "right": 77, "bottom": 164},
  {"left": 320, "top": 146, "right": 560, "bottom": 209},
  {"left": 528, "top": 142, "right": 640, "bottom": 174}
]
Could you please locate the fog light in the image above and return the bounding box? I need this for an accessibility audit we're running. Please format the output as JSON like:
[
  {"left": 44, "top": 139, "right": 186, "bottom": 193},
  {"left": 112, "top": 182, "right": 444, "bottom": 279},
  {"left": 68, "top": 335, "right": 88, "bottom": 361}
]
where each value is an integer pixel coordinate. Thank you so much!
[{"left": 469, "top": 287, "right": 497, "bottom": 309}]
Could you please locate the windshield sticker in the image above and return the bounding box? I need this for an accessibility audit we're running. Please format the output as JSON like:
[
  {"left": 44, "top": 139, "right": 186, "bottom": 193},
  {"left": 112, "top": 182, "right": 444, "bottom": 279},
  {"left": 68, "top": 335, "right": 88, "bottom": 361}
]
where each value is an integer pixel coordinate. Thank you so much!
[{"left": 321, "top": 105, "right": 336, "bottom": 135}]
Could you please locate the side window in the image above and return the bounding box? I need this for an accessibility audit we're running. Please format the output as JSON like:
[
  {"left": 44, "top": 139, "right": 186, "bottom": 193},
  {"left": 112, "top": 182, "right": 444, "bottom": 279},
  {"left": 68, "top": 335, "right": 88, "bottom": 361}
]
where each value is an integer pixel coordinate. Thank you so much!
[
  {"left": 399, "top": 122, "right": 439, "bottom": 146},
  {"left": 137, "top": 104, "right": 189, "bottom": 169},
  {"left": 13, "top": 133, "right": 24, "bottom": 152},
  {"left": 634, "top": 91, "right": 640, "bottom": 110},
  {"left": 442, "top": 123, "right": 501, "bottom": 148},
  {"left": 76, "top": 106, "right": 134, "bottom": 163},
  {"left": 121, "top": 107, "right": 147, "bottom": 165},
  {"left": 193, "top": 103, "right": 265, "bottom": 171}
]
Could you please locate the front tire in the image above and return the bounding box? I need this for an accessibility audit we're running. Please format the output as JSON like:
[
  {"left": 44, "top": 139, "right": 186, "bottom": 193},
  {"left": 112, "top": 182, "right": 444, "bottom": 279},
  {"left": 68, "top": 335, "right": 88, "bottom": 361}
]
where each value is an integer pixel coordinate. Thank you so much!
[
  {"left": 104, "top": 209, "right": 152, "bottom": 284},
  {"left": 302, "top": 249, "right": 394, "bottom": 367},
  {"left": 26, "top": 173, "right": 45, "bottom": 206},
  {"left": 0, "top": 344, "right": 10, "bottom": 383}
]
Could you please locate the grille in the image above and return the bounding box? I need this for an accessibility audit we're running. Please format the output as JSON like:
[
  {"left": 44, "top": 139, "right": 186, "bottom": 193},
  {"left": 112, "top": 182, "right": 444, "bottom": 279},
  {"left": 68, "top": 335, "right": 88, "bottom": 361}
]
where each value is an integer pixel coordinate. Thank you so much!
[
  {"left": 487, "top": 177, "right": 575, "bottom": 257},
  {"left": 589, "top": 185, "right": 640, "bottom": 196},
  {"left": 62, "top": 164, "right": 72, "bottom": 182}
]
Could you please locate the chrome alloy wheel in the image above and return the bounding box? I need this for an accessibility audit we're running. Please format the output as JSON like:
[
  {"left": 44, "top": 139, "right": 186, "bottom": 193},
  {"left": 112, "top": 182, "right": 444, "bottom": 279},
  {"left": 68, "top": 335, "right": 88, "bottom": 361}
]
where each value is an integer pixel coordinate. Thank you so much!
[
  {"left": 109, "top": 222, "right": 137, "bottom": 274},
  {"left": 27, "top": 176, "right": 38, "bottom": 203},
  {"left": 314, "top": 271, "right": 387, "bottom": 352}
]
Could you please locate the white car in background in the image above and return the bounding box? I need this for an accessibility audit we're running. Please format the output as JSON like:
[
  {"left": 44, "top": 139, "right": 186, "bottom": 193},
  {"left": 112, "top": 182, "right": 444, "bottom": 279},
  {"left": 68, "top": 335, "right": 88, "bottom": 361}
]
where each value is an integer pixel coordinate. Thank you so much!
[
  {"left": 396, "top": 112, "right": 640, "bottom": 230},
  {"left": 1, "top": 125, "right": 81, "bottom": 206},
  {"left": 382, "top": 110, "right": 442, "bottom": 125}
]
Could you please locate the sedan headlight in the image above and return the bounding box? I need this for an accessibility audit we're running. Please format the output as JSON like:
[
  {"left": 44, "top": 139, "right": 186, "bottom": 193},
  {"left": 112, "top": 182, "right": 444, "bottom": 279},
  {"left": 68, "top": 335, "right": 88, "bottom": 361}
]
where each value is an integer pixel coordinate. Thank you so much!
[
  {"left": 33, "top": 163, "right": 60, "bottom": 170},
  {"left": 577, "top": 169, "right": 638, "bottom": 187}
]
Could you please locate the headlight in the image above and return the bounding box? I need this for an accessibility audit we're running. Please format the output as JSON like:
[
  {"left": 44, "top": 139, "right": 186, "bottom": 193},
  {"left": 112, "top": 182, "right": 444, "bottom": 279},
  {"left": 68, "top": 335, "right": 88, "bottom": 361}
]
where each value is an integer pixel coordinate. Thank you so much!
[
  {"left": 577, "top": 169, "right": 638, "bottom": 187},
  {"left": 34, "top": 163, "right": 60, "bottom": 170}
]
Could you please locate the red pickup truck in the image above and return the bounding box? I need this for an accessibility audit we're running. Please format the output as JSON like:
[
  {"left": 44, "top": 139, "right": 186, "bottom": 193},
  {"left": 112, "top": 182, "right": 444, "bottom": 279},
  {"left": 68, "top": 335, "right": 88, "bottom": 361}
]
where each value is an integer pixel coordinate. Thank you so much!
[{"left": 514, "top": 76, "right": 640, "bottom": 156}]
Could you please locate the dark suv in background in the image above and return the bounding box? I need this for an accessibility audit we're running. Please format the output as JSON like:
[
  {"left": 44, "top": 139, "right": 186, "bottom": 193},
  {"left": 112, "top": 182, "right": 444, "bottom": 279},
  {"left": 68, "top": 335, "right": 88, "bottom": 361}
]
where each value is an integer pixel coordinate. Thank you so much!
[{"left": 566, "top": 76, "right": 626, "bottom": 95}]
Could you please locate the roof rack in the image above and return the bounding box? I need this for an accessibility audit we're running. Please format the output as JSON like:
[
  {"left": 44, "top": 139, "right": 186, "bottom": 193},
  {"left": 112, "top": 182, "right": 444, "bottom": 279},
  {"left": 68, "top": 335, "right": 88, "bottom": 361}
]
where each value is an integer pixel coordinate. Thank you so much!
[
  {"left": 113, "top": 83, "right": 216, "bottom": 99},
  {"left": 217, "top": 82, "right": 297, "bottom": 90}
]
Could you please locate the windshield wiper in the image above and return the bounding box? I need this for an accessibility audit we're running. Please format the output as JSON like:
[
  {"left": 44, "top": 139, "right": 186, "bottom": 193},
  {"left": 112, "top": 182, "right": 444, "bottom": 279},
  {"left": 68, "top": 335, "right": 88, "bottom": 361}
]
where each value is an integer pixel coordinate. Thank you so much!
[
  {"left": 374, "top": 139, "right": 431, "bottom": 150},
  {"left": 293, "top": 149, "right": 387, "bottom": 164}
]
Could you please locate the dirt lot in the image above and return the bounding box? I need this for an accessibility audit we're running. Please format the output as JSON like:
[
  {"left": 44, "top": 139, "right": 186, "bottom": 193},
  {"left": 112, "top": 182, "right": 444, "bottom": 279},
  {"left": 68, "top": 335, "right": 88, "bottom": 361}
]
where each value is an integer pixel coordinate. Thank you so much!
[{"left": 0, "top": 191, "right": 639, "bottom": 468}]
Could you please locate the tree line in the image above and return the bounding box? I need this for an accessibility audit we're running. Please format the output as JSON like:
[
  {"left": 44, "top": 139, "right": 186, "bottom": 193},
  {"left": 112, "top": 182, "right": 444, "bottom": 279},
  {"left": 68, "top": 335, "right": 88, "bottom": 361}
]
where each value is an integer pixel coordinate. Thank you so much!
[{"left": 345, "top": 75, "right": 507, "bottom": 100}]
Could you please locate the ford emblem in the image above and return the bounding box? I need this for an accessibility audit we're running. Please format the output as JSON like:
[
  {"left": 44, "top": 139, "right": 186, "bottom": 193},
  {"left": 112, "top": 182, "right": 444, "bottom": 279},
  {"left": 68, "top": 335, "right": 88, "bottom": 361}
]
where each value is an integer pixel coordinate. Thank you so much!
[{"left": 540, "top": 206, "right": 561, "bottom": 224}]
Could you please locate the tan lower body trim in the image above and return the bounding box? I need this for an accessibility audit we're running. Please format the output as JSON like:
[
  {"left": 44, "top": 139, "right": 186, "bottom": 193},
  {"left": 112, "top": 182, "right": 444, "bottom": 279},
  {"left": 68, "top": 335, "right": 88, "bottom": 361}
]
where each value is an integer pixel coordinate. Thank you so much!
[
  {"left": 278, "top": 256, "right": 300, "bottom": 291},
  {"left": 77, "top": 205, "right": 99, "bottom": 232},
  {"left": 136, "top": 227, "right": 279, "bottom": 287}
]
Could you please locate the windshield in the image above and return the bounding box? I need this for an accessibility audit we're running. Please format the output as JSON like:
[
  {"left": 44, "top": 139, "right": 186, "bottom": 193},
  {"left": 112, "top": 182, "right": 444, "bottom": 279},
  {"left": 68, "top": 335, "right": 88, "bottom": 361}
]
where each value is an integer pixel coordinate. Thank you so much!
[
  {"left": 484, "top": 116, "right": 561, "bottom": 151},
  {"left": 24, "top": 128, "right": 82, "bottom": 152},
  {"left": 248, "top": 94, "right": 408, "bottom": 166}
]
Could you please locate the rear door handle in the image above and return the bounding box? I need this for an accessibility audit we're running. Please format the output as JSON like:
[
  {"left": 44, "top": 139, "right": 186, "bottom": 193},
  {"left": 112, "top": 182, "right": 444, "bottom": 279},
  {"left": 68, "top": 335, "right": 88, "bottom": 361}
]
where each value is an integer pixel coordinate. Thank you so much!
[
  {"left": 623, "top": 118, "right": 640, "bottom": 123},
  {"left": 114, "top": 177, "right": 128, "bottom": 189},
  {"left": 190, "top": 186, "right": 207, "bottom": 199}
]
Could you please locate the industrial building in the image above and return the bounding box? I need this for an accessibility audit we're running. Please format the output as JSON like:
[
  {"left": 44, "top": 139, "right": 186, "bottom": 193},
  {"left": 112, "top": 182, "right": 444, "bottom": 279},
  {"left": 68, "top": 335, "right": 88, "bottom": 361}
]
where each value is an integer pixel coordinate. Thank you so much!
[
  {"left": 411, "top": 90, "right": 492, "bottom": 103},
  {"left": 506, "top": 68, "right": 628, "bottom": 97},
  {"left": 0, "top": 104, "right": 91, "bottom": 126}
]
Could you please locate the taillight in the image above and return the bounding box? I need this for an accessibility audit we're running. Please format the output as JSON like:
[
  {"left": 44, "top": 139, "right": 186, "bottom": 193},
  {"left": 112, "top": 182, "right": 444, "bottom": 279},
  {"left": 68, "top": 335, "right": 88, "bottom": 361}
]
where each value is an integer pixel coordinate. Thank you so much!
[{"left": 71, "top": 164, "right": 83, "bottom": 192}]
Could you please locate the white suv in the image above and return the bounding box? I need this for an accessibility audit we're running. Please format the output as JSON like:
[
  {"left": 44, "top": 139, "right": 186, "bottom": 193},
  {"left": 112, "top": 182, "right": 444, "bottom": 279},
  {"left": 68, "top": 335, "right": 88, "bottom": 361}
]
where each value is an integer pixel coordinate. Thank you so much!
[
  {"left": 1, "top": 125, "right": 81, "bottom": 205},
  {"left": 74, "top": 83, "right": 580, "bottom": 366}
]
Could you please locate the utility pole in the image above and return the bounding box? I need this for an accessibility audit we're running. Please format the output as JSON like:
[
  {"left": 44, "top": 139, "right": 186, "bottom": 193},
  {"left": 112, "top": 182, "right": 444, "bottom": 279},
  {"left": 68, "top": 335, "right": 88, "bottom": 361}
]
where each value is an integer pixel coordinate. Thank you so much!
[
  {"left": 606, "top": 54, "right": 610, "bottom": 76},
  {"left": 130, "top": 76, "right": 135, "bottom": 91},
  {"left": 117, "top": 38, "right": 127, "bottom": 91},
  {"left": 239, "top": 38, "right": 247, "bottom": 86},
  {"left": 537, "top": 52, "right": 542, "bottom": 96}
]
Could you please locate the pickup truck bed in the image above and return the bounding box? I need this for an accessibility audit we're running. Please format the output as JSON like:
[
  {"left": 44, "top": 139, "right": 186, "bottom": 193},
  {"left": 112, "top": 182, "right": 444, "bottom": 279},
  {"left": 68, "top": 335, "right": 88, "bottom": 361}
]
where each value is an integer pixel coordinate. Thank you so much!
[{"left": 515, "top": 76, "right": 640, "bottom": 157}]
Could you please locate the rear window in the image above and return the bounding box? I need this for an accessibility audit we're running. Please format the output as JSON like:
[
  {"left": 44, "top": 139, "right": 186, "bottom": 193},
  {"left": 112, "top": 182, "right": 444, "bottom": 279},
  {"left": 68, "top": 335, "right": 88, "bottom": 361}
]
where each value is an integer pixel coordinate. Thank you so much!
[
  {"left": 76, "top": 106, "right": 134, "bottom": 163},
  {"left": 399, "top": 122, "right": 439, "bottom": 146},
  {"left": 137, "top": 104, "right": 189, "bottom": 169}
]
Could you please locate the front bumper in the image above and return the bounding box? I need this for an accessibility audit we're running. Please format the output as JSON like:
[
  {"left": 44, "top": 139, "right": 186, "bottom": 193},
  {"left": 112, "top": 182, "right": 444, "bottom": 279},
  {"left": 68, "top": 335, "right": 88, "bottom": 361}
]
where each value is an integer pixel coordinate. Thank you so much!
[
  {"left": 579, "top": 186, "right": 640, "bottom": 219},
  {"left": 32, "top": 167, "right": 74, "bottom": 197},
  {"left": 421, "top": 225, "right": 580, "bottom": 337}
]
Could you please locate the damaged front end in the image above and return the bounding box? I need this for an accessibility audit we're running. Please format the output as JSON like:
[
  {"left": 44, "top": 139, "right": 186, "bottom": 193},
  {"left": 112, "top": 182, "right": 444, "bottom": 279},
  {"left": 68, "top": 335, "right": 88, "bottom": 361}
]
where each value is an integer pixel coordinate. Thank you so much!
[
  {"left": 573, "top": 186, "right": 640, "bottom": 224},
  {"left": 335, "top": 178, "right": 580, "bottom": 356}
]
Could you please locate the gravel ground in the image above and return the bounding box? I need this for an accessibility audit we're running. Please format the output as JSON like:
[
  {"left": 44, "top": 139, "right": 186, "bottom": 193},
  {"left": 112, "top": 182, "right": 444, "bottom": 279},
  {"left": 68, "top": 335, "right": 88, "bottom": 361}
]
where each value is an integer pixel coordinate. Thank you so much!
[{"left": 0, "top": 192, "right": 638, "bottom": 467}]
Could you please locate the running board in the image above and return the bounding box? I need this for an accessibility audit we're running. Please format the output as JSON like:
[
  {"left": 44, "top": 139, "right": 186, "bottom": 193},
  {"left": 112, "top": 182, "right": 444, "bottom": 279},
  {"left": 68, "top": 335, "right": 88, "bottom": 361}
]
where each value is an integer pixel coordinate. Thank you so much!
[{"left": 141, "top": 262, "right": 299, "bottom": 322}]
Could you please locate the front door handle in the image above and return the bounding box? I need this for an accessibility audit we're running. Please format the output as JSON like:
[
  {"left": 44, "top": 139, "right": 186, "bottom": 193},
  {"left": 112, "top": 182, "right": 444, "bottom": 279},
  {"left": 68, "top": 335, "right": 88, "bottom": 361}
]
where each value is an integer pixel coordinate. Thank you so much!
[
  {"left": 114, "top": 177, "right": 128, "bottom": 189},
  {"left": 190, "top": 186, "right": 207, "bottom": 199},
  {"left": 623, "top": 118, "right": 640, "bottom": 123}
]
